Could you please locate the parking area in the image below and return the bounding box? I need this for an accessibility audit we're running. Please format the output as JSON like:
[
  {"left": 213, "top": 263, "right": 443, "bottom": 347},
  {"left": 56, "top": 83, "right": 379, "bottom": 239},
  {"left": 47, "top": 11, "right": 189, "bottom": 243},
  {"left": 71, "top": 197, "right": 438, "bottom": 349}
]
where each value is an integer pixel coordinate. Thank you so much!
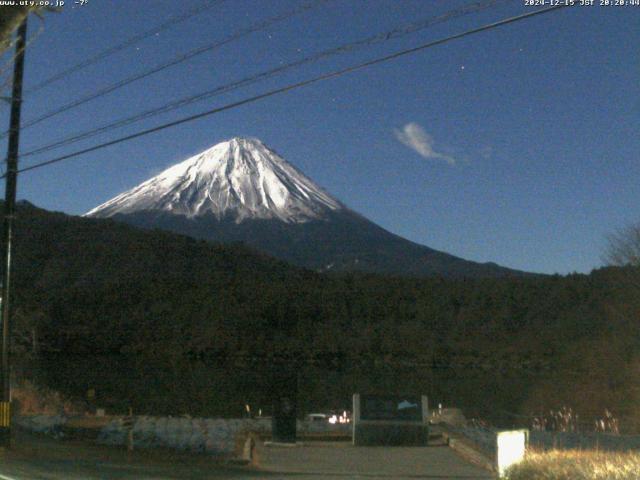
[{"left": 256, "top": 441, "right": 495, "bottom": 479}]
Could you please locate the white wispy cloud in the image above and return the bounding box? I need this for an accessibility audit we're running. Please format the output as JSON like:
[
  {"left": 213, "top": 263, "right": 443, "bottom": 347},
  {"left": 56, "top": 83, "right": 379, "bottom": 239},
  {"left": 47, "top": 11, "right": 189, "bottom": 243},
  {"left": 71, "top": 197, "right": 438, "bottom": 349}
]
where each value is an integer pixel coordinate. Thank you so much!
[{"left": 393, "top": 122, "right": 457, "bottom": 165}]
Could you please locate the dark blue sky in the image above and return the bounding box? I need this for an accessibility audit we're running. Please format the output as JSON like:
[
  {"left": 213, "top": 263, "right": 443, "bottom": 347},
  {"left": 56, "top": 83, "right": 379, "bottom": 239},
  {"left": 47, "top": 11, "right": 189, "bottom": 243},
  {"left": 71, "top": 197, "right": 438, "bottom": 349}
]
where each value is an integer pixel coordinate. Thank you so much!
[{"left": 1, "top": 0, "right": 638, "bottom": 274}]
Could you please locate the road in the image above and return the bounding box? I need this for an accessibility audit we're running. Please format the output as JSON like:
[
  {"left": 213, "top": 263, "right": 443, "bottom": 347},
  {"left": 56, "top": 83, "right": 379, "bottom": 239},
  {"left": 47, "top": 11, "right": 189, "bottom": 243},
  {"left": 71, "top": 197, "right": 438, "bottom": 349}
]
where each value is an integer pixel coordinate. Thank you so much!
[
  {"left": 0, "top": 431, "right": 252, "bottom": 480},
  {"left": 0, "top": 431, "right": 494, "bottom": 479},
  {"left": 257, "top": 441, "right": 494, "bottom": 479}
]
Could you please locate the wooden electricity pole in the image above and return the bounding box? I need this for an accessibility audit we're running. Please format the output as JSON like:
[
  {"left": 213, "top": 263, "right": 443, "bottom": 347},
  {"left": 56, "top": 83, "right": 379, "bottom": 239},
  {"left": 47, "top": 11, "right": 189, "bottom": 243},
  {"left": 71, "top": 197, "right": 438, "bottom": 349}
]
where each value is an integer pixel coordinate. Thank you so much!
[{"left": 0, "top": 16, "right": 28, "bottom": 448}]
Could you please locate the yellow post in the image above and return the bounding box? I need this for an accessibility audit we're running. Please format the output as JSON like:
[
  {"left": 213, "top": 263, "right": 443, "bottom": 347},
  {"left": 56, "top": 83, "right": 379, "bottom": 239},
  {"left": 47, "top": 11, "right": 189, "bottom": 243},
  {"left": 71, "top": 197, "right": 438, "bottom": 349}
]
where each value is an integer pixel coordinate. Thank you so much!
[{"left": 0, "top": 402, "right": 9, "bottom": 428}]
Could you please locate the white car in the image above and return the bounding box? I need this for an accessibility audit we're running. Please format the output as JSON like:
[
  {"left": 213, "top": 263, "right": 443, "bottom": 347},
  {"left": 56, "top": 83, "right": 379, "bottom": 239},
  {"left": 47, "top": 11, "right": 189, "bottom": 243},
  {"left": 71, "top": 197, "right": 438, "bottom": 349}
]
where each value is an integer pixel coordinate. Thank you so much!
[{"left": 306, "top": 413, "right": 329, "bottom": 423}]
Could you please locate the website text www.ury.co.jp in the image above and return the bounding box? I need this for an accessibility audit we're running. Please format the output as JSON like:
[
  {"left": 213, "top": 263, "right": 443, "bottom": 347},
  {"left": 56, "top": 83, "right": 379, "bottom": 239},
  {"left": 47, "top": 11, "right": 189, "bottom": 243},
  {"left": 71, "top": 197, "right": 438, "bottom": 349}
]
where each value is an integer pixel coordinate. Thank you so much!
[{"left": 0, "top": 0, "right": 66, "bottom": 7}]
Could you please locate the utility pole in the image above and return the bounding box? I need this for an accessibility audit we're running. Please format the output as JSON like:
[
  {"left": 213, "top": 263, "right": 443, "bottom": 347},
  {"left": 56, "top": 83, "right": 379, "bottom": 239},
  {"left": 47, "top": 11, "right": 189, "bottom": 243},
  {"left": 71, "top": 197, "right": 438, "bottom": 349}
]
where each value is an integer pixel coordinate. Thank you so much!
[{"left": 0, "top": 17, "right": 28, "bottom": 448}]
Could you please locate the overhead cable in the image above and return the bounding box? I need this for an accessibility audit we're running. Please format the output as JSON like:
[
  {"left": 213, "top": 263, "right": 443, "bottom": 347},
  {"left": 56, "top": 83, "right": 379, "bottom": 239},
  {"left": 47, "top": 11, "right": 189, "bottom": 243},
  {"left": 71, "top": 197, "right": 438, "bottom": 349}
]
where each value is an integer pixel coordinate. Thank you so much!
[
  {"left": 23, "top": 0, "right": 226, "bottom": 95},
  {"left": 0, "top": 0, "right": 329, "bottom": 138},
  {"left": 10, "top": 5, "right": 570, "bottom": 178},
  {"left": 20, "top": 0, "right": 511, "bottom": 159}
]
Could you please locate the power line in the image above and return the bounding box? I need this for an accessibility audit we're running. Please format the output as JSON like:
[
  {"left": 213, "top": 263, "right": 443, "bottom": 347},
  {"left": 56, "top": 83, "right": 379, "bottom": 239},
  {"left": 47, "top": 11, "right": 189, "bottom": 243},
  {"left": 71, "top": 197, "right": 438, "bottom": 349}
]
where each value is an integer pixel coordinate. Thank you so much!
[
  {"left": 0, "top": 0, "right": 329, "bottom": 139},
  {"left": 20, "top": 0, "right": 511, "bottom": 160},
  {"left": 9, "top": 5, "right": 570, "bottom": 178},
  {"left": 22, "top": 0, "right": 225, "bottom": 95}
]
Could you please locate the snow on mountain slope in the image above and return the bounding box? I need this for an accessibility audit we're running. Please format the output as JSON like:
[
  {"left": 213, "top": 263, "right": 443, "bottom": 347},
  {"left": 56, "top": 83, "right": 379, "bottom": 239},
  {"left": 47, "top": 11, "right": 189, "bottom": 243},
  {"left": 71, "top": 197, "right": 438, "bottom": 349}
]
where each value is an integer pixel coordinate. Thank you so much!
[{"left": 85, "top": 137, "right": 342, "bottom": 223}]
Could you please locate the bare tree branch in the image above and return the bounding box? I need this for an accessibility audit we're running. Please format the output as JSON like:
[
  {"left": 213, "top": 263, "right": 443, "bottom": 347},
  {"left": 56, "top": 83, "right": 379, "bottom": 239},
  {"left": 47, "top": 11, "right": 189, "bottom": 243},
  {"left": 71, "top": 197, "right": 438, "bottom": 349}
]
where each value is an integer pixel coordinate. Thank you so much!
[{"left": 603, "top": 223, "right": 640, "bottom": 267}]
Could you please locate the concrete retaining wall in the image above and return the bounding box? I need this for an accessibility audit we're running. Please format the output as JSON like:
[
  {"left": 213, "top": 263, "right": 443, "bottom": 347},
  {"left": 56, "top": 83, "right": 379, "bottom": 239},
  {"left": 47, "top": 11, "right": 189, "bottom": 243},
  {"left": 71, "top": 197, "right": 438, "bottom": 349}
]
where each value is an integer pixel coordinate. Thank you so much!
[
  {"left": 15, "top": 414, "right": 67, "bottom": 438},
  {"left": 98, "top": 416, "right": 273, "bottom": 454},
  {"left": 440, "top": 423, "right": 528, "bottom": 474},
  {"left": 16, "top": 415, "right": 271, "bottom": 455},
  {"left": 16, "top": 414, "right": 350, "bottom": 456},
  {"left": 442, "top": 423, "right": 497, "bottom": 457}
]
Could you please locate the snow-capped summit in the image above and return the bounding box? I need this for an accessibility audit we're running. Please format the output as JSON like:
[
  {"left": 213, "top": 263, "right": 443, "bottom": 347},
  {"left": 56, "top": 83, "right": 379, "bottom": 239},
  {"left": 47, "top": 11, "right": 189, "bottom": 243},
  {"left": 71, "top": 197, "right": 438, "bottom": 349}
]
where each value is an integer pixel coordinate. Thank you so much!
[
  {"left": 85, "top": 137, "right": 525, "bottom": 278},
  {"left": 86, "top": 137, "right": 343, "bottom": 223}
]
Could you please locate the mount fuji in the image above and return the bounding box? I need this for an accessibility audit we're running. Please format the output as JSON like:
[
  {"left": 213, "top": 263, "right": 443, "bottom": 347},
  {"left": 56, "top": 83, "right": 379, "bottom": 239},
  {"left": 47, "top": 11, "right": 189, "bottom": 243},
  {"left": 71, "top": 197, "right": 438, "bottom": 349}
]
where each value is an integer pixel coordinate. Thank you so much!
[{"left": 86, "top": 137, "right": 524, "bottom": 277}]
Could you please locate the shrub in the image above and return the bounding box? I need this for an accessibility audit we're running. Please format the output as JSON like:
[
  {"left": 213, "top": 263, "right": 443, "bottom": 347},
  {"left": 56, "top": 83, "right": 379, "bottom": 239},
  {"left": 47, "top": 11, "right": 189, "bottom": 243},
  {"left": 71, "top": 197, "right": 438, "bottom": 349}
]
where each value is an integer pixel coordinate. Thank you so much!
[{"left": 505, "top": 450, "right": 640, "bottom": 480}]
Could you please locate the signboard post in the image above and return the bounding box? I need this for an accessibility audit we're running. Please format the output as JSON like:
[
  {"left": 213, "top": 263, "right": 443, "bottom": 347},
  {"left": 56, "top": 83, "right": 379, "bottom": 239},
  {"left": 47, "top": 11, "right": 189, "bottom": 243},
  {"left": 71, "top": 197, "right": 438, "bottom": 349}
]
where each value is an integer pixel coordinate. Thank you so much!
[
  {"left": 352, "top": 393, "right": 429, "bottom": 446},
  {"left": 271, "top": 366, "right": 297, "bottom": 444}
]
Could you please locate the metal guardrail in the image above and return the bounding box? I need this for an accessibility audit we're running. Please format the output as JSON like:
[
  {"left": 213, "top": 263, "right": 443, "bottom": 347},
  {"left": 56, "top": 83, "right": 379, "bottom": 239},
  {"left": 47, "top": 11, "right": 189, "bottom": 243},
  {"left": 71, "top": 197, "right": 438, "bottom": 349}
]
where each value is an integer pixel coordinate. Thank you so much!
[{"left": 530, "top": 430, "right": 640, "bottom": 451}]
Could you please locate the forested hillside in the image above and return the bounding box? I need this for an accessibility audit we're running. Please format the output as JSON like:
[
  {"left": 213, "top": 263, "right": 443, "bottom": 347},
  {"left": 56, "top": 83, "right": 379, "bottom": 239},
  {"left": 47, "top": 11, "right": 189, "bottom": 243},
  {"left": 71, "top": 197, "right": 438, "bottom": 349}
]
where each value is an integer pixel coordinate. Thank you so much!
[{"left": 8, "top": 202, "right": 640, "bottom": 429}]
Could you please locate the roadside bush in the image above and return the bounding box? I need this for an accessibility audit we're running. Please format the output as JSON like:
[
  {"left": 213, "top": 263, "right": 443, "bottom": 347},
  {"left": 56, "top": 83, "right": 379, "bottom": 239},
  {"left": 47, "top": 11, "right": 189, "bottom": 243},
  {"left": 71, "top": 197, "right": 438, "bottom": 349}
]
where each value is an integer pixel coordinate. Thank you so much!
[
  {"left": 505, "top": 450, "right": 640, "bottom": 480},
  {"left": 12, "top": 380, "right": 87, "bottom": 415}
]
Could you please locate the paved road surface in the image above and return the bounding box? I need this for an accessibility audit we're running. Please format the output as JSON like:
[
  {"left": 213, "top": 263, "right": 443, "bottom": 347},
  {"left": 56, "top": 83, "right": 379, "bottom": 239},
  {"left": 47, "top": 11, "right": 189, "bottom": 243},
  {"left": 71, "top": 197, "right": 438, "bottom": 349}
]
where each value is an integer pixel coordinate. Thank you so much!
[
  {"left": 257, "top": 441, "right": 494, "bottom": 479},
  {"left": 0, "top": 431, "right": 251, "bottom": 479},
  {"left": 0, "top": 431, "right": 494, "bottom": 479}
]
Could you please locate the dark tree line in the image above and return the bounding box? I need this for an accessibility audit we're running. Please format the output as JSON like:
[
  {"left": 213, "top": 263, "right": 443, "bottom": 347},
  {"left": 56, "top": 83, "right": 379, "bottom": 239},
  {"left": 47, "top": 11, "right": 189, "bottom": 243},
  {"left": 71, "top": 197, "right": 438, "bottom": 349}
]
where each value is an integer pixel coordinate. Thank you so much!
[{"left": 6, "top": 202, "right": 640, "bottom": 429}]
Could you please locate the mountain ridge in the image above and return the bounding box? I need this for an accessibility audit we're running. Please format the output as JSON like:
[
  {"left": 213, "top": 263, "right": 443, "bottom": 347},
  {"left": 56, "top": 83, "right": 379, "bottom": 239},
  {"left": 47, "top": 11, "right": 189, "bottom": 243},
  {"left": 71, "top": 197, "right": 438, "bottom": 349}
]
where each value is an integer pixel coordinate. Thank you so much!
[{"left": 87, "top": 137, "right": 529, "bottom": 278}]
